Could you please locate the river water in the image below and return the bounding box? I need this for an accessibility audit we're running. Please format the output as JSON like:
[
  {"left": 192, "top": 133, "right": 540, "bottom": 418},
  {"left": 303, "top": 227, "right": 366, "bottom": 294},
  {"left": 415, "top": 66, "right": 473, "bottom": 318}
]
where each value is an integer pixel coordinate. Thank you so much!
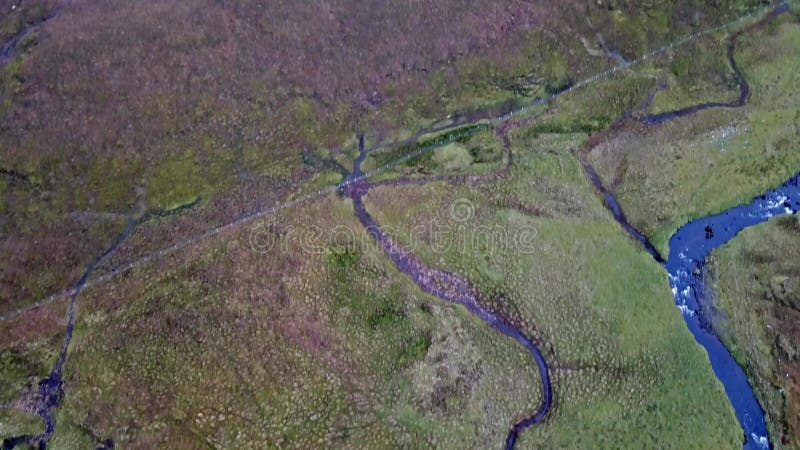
[{"left": 667, "top": 174, "right": 800, "bottom": 449}]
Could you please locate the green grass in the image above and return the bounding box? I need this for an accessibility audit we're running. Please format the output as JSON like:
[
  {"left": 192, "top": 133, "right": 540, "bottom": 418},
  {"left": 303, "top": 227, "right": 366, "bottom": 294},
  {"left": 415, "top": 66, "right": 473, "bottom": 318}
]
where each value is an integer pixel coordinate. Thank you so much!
[
  {"left": 0, "top": 408, "right": 43, "bottom": 443},
  {"left": 362, "top": 124, "right": 500, "bottom": 181},
  {"left": 363, "top": 129, "right": 740, "bottom": 448},
  {"left": 708, "top": 215, "right": 800, "bottom": 448}
]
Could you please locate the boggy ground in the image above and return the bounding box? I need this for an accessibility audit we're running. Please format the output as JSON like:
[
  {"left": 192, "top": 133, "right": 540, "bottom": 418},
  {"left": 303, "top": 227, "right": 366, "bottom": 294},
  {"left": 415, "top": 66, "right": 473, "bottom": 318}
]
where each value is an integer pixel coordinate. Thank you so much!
[{"left": 1, "top": 125, "right": 741, "bottom": 448}]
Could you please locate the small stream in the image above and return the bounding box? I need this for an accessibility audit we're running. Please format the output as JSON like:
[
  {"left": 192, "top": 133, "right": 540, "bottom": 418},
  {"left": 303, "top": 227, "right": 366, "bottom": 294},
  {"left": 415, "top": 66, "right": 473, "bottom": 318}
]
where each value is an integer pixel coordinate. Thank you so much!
[
  {"left": 2, "top": 218, "right": 135, "bottom": 450},
  {"left": 639, "top": 3, "right": 788, "bottom": 125},
  {"left": 340, "top": 136, "right": 552, "bottom": 449},
  {"left": 580, "top": 154, "right": 666, "bottom": 265},
  {"left": 0, "top": 2, "right": 65, "bottom": 65}
]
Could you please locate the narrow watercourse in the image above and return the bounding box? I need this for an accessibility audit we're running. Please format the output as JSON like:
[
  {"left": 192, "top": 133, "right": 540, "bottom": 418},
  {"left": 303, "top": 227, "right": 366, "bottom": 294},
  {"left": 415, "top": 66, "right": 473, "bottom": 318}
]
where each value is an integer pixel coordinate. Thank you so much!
[
  {"left": 1, "top": 217, "right": 134, "bottom": 450},
  {"left": 0, "top": 1, "right": 65, "bottom": 65},
  {"left": 1, "top": 199, "right": 202, "bottom": 449},
  {"left": 339, "top": 133, "right": 553, "bottom": 450}
]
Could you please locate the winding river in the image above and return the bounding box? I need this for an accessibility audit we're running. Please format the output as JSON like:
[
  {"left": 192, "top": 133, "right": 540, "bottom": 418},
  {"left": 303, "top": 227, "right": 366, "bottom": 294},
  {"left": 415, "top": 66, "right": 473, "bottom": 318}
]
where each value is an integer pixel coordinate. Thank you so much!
[
  {"left": 639, "top": 3, "right": 787, "bottom": 126},
  {"left": 650, "top": 6, "right": 793, "bottom": 448},
  {"left": 339, "top": 135, "right": 552, "bottom": 450}
]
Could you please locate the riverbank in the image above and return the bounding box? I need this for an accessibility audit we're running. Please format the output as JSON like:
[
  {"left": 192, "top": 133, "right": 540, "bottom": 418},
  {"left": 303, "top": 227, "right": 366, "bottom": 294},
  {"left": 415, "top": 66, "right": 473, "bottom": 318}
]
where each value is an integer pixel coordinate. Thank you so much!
[
  {"left": 579, "top": 5, "right": 798, "bottom": 446},
  {"left": 709, "top": 215, "right": 800, "bottom": 447}
]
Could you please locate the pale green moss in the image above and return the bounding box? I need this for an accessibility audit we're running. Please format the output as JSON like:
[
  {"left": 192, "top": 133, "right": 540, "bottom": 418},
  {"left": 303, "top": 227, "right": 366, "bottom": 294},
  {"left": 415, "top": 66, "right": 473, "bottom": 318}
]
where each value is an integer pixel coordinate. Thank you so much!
[
  {"left": 432, "top": 143, "right": 474, "bottom": 172},
  {"left": 146, "top": 150, "right": 203, "bottom": 211}
]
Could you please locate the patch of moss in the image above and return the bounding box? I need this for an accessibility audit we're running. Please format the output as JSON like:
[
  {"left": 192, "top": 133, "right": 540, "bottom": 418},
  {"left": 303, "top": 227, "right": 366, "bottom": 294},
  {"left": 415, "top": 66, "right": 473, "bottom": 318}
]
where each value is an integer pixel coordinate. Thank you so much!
[
  {"left": 292, "top": 96, "right": 322, "bottom": 145},
  {"left": 146, "top": 150, "right": 203, "bottom": 211},
  {"left": 149, "top": 196, "right": 200, "bottom": 218},
  {"left": 0, "top": 57, "right": 25, "bottom": 119},
  {"left": 0, "top": 408, "right": 42, "bottom": 442},
  {"left": 467, "top": 129, "right": 504, "bottom": 165},
  {"left": 432, "top": 143, "right": 473, "bottom": 172},
  {"left": 542, "top": 53, "right": 573, "bottom": 95},
  {"left": 326, "top": 245, "right": 360, "bottom": 271}
]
